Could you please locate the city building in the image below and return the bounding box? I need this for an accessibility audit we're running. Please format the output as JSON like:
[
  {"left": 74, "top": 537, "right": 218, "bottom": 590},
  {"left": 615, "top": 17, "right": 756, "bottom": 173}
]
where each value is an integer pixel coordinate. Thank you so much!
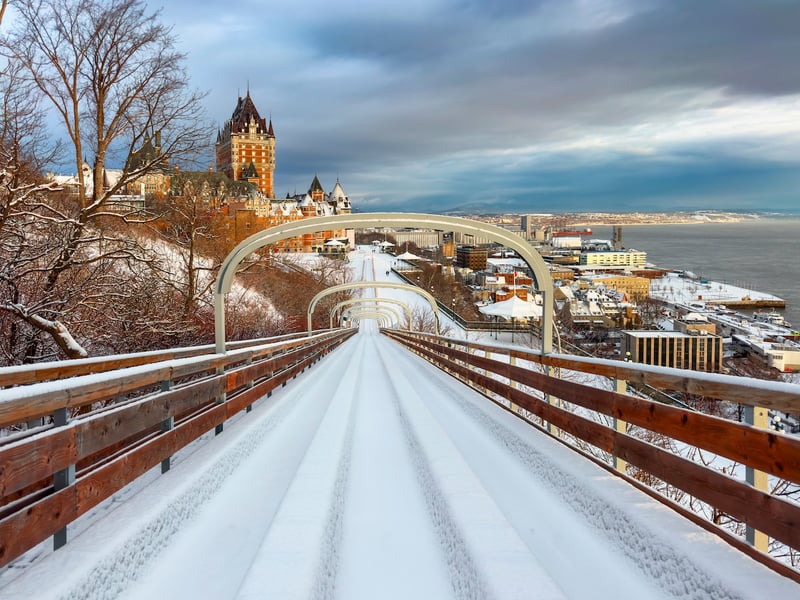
[
  {"left": 551, "top": 231, "right": 585, "bottom": 249},
  {"left": 580, "top": 250, "right": 647, "bottom": 268},
  {"left": 578, "top": 274, "right": 651, "bottom": 302},
  {"left": 456, "top": 246, "right": 489, "bottom": 271},
  {"left": 674, "top": 313, "right": 717, "bottom": 335},
  {"left": 731, "top": 336, "right": 800, "bottom": 373},
  {"left": 622, "top": 330, "right": 723, "bottom": 372},
  {"left": 212, "top": 91, "right": 354, "bottom": 252},
  {"left": 268, "top": 177, "right": 353, "bottom": 252},
  {"left": 215, "top": 91, "right": 276, "bottom": 198}
]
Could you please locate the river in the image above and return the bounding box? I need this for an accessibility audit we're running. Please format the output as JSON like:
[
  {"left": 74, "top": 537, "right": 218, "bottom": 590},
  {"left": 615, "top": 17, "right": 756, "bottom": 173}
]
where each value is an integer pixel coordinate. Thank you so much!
[{"left": 586, "top": 218, "right": 800, "bottom": 327}]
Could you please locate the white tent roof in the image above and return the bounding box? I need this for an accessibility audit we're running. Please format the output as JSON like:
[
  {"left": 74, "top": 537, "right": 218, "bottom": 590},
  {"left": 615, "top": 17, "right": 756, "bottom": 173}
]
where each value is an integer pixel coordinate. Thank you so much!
[
  {"left": 396, "top": 251, "right": 421, "bottom": 260},
  {"left": 378, "top": 240, "right": 394, "bottom": 247},
  {"left": 479, "top": 295, "right": 542, "bottom": 319},
  {"left": 324, "top": 239, "right": 345, "bottom": 246}
]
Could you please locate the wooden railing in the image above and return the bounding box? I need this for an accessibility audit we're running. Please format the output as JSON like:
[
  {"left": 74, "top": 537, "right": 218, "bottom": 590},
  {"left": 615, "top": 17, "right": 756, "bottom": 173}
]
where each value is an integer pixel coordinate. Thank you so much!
[
  {"left": 0, "top": 329, "right": 355, "bottom": 567},
  {"left": 382, "top": 329, "right": 800, "bottom": 581},
  {"left": 0, "top": 331, "right": 323, "bottom": 389}
]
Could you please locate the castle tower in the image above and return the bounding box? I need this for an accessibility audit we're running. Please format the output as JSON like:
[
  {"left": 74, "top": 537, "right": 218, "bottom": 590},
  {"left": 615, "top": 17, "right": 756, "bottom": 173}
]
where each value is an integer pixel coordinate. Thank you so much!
[
  {"left": 308, "top": 174, "right": 325, "bottom": 202},
  {"left": 215, "top": 91, "right": 276, "bottom": 198},
  {"left": 329, "top": 178, "right": 351, "bottom": 215}
]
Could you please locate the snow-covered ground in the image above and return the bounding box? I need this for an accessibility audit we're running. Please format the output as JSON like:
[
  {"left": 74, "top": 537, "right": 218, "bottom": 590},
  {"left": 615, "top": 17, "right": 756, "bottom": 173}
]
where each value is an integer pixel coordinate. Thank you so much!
[
  {"left": 2, "top": 248, "right": 798, "bottom": 599},
  {"left": 650, "top": 271, "right": 783, "bottom": 306}
]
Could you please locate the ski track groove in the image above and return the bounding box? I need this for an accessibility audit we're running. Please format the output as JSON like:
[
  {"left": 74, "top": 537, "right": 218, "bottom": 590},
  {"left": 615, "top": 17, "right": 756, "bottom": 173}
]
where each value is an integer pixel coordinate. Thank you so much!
[
  {"left": 373, "top": 336, "right": 493, "bottom": 600},
  {"left": 411, "top": 350, "right": 747, "bottom": 600},
  {"left": 310, "top": 338, "right": 364, "bottom": 600},
  {"left": 55, "top": 339, "right": 357, "bottom": 600}
]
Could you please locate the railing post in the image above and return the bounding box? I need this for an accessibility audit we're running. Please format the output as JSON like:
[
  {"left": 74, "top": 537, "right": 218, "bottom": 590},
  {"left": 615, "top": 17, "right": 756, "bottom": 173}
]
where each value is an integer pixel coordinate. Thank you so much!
[
  {"left": 613, "top": 377, "right": 628, "bottom": 474},
  {"left": 215, "top": 365, "right": 226, "bottom": 435},
  {"left": 509, "top": 355, "right": 519, "bottom": 413},
  {"left": 544, "top": 363, "right": 557, "bottom": 435},
  {"left": 160, "top": 379, "right": 174, "bottom": 473},
  {"left": 744, "top": 404, "right": 769, "bottom": 552},
  {"left": 245, "top": 355, "right": 254, "bottom": 413},
  {"left": 52, "top": 407, "right": 75, "bottom": 550}
]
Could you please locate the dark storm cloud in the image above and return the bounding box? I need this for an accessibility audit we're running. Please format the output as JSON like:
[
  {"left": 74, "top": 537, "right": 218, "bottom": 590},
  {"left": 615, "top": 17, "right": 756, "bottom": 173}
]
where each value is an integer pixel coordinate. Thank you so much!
[{"left": 164, "top": 0, "right": 800, "bottom": 212}]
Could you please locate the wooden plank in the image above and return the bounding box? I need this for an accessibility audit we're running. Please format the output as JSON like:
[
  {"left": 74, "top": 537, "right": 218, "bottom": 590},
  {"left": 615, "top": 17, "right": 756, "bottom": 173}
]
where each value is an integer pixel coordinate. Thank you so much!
[
  {"left": 76, "top": 376, "right": 227, "bottom": 457},
  {"left": 0, "top": 334, "right": 312, "bottom": 388},
  {"left": 0, "top": 365, "right": 173, "bottom": 428},
  {"left": 400, "top": 335, "right": 800, "bottom": 551},
  {"left": 0, "top": 485, "right": 77, "bottom": 568},
  {"left": 428, "top": 339, "right": 800, "bottom": 486},
  {"left": 0, "top": 329, "right": 359, "bottom": 566},
  {"left": 387, "top": 331, "right": 800, "bottom": 410},
  {"left": 0, "top": 428, "right": 78, "bottom": 498}
]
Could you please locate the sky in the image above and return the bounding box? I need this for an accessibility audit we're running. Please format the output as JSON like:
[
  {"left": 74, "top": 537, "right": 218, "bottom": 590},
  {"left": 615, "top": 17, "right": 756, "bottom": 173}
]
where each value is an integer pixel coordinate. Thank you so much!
[{"left": 158, "top": 0, "right": 800, "bottom": 213}]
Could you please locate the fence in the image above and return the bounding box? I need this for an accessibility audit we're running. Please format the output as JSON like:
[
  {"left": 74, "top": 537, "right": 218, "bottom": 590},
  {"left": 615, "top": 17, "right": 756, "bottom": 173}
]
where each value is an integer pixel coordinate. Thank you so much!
[
  {"left": 0, "top": 329, "right": 355, "bottom": 566},
  {"left": 383, "top": 328, "right": 800, "bottom": 582}
]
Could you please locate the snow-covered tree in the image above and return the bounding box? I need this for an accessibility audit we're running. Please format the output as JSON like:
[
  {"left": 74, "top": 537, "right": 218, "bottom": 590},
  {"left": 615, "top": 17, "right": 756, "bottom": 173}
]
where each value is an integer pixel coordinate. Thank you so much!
[{"left": 0, "top": 0, "right": 210, "bottom": 362}]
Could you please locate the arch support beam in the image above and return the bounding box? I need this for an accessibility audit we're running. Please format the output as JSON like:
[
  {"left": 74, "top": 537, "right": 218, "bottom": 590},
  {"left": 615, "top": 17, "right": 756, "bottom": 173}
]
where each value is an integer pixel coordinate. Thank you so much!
[
  {"left": 330, "top": 298, "right": 413, "bottom": 330},
  {"left": 215, "top": 213, "right": 553, "bottom": 353},
  {"left": 307, "top": 281, "right": 437, "bottom": 335},
  {"left": 344, "top": 306, "right": 400, "bottom": 328}
]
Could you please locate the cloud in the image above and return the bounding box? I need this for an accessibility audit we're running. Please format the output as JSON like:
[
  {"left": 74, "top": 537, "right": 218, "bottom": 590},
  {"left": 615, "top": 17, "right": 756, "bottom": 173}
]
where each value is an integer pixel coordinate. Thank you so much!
[{"left": 159, "top": 0, "right": 800, "bottom": 213}]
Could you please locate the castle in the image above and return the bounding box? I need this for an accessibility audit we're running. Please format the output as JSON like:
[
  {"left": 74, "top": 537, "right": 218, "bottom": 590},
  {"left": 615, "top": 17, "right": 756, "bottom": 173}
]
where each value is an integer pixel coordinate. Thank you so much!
[
  {"left": 215, "top": 91, "right": 353, "bottom": 252},
  {"left": 49, "top": 90, "right": 354, "bottom": 253}
]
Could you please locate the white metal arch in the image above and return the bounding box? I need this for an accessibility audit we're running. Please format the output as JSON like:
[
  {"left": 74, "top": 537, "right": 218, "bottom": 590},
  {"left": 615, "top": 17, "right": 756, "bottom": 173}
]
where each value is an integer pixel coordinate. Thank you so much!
[
  {"left": 344, "top": 308, "right": 392, "bottom": 328},
  {"left": 307, "top": 281, "right": 439, "bottom": 335},
  {"left": 214, "top": 213, "right": 554, "bottom": 353},
  {"left": 344, "top": 306, "right": 400, "bottom": 328},
  {"left": 330, "top": 298, "right": 412, "bottom": 331}
]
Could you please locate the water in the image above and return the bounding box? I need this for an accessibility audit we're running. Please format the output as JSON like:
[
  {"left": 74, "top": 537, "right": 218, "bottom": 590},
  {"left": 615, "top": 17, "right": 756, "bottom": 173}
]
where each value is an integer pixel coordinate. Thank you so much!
[{"left": 586, "top": 218, "right": 800, "bottom": 327}]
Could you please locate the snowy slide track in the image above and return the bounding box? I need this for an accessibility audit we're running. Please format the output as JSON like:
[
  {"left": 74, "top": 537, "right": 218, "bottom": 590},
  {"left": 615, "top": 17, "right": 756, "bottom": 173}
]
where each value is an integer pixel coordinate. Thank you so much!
[{"left": 1, "top": 327, "right": 798, "bottom": 599}]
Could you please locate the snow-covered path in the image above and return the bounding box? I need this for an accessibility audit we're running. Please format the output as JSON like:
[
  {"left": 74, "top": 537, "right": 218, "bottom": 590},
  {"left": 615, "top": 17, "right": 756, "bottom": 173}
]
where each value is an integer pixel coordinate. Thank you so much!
[{"left": 2, "top": 249, "right": 798, "bottom": 599}]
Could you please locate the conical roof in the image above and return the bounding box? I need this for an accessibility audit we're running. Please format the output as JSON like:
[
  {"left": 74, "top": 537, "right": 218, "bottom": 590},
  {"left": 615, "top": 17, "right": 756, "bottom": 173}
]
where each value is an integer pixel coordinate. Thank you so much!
[
  {"left": 331, "top": 179, "right": 346, "bottom": 200},
  {"left": 309, "top": 174, "right": 324, "bottom": 194},
  {"left": 229, "top": 92, "right": 267, "bottom": 134}
]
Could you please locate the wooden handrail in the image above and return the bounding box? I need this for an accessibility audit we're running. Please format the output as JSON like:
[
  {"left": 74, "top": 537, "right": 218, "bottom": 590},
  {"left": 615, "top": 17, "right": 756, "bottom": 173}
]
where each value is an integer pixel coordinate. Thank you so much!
[
  {"left": 0, "top": 329, "right": 356, "bottom": 566},
  {"left": 382, "top": 329, "right": 800, "bottom": 576},
  {"left": 394, "top": 331, "right": 800, "bottom": 411},
  {"left": 0, "top": 331, "right": 343, "bottom": 428},
  {"left": 0, "top": 330, "right": 330, "bottom": 388}
]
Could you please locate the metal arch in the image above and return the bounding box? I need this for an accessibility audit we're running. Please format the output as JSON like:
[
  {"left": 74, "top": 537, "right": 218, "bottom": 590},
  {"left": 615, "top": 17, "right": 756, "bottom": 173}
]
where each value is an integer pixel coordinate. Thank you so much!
[
  {"left": 214, "top": 213, "right": 554, "bottom": 353},
  {"left": 344, "top": 308, "right": 394, "bottom": 328},
  {"left": 344, "top": 304, "right": 402, "bottom": 325},
  {"left": 347, "top": 313, "right": 390, "bottom": 329},
  {"left": 350, "top": 314, "right": 388, "bottom": 328},
  {"left": 344, "top": 306, "right": 400, "bottom": 328},
  {"left": 307, "top": 282, "right": 435, "bottom": 334},
  {"left": 330, "top": 298, "right": 412, "bottom": 331}
]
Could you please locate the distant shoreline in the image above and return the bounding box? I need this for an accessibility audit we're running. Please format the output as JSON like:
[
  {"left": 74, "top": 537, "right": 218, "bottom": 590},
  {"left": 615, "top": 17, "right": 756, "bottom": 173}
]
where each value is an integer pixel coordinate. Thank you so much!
[
  {"left": 559, "top": 212, "right": 766, "bottom": 227},
  {"left": 467, "top": 211, "right": 800, "bottom": 228}
]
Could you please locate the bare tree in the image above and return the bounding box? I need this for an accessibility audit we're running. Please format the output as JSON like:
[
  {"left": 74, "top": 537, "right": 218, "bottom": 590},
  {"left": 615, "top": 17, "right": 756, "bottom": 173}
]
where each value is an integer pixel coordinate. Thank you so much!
[
  {"left": 145, "top": 180, "right": 221, "bottom": 319},
  {"left": 0, "top": 0, "right": 210, "bottom": 362}
]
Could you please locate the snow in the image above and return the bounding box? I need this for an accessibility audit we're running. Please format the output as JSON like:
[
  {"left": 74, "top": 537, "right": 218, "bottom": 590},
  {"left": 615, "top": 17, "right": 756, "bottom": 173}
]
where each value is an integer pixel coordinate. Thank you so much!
[
  {"left": 1, "top": 247, "right": 799, "bottom": 599},
  {"left": 650, "top": 272, "right": 783, "bottom": 305}
]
